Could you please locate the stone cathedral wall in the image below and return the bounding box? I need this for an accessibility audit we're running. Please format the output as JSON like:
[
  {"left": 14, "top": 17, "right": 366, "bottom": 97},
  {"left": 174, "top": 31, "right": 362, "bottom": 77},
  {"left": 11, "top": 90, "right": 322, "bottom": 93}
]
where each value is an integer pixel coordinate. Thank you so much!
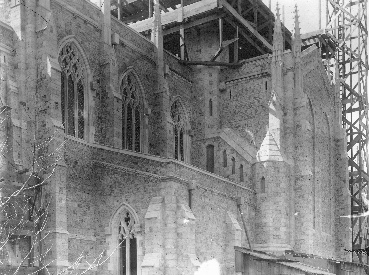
[{"left": 64, "top": 136, "right": 255, "bottom": 274}]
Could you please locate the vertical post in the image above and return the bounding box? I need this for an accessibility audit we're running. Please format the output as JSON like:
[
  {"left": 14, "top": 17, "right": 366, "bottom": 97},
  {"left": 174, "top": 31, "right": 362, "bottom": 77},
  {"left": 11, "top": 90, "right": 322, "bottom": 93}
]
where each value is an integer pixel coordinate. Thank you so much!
[
  {"left": 219, "top": 18, "right": 223, "bottom": 47},
  {"left": 236, "top": 197, "right": 252, "bottom": 251},
  {"left": 118, "top": 0, "right": 121, "bottom": 20},
  {"left": 149, "top": 0, "right": 152, "bottom": 18},
  {"left": 179, "top": 0, "right": 185, "bottom": 60},
  {"left": 237, "top": 0, "right": 241, "bottom": 13},
  {"left": 269, "top": 0, "right": 271, "bottom": 9},
  {"left": 234, "top": 26, "right": 239, "bottom": 62},
  {"left": 319, "top": 0, "right": 321, "bottom": 29}
]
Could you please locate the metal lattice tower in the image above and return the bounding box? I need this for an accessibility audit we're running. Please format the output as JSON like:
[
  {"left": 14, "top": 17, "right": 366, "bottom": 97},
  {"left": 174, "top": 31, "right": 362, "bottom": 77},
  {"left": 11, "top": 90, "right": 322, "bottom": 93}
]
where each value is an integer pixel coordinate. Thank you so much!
[{"left": 325, "top": 0, "right": 368, "bottom": 264}]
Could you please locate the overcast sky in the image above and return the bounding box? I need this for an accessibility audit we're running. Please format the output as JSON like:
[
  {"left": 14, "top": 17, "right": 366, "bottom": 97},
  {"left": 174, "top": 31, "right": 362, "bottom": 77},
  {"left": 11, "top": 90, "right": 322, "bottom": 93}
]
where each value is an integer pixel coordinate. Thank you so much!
[{"left": 262, "top": 0, "right": 323, "bottom": 34}]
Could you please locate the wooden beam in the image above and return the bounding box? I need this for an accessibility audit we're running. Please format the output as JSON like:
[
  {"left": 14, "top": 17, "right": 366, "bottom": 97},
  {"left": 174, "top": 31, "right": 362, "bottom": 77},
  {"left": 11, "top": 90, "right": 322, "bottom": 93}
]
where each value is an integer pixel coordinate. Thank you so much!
[
  {"left": 130, "top": 0, "right": 218, "bottom": 32},
  {"left": 179, "top": 60, "right": 242, "bottom": 68},
  {"left": 225, "top": 18, "right": 267, "bottom": 54},
  {"left": 220, "top": 0, "right": 272, "bottom": 50},
  {"left": 219, "top": 18, "right": 223, "bottom": 47},
  {"left": 210, "top": 38, "right": 239, "bottom": 61},
  {"left": 234, "top": 26, "right": 239, "bottom": 62},
  {"left": 163, "top": 13, "right": 224, "bottom": 35}
]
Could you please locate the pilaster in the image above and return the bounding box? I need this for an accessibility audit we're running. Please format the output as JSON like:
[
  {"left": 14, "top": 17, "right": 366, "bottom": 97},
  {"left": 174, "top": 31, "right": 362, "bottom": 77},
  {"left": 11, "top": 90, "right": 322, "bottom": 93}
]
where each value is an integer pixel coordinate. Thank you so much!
[
  {"left": 142, "top": 179, "right": 199, "bottom": 275},
  {"left": 152, "top": 0, "right": 171, "bottom": 158}
]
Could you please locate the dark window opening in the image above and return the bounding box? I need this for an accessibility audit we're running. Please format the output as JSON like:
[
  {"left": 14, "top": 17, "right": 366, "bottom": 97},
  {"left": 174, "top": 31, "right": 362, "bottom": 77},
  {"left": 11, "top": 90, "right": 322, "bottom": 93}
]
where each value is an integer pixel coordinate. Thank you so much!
[
  {"left": 121, "top": 73, "right": 142, "bottom": 152},
  {"left": 171, "top": 100, "right": 186, "bottom": 161},
  {"left": 239, "top": 164, "right": 244, "bottom": 182},
  {"left": 118, "top": 211, "right": 137, "bottom": 275},
  {"left": 59, "top": 42, "right": 85, "bottom": 139},
  {"left": 206, "top": 144, "right": 215, "bottom": 173},
  {"left": 223, "top": 150, "right": 227, "bottom": 167},
  {"left": 261, "top": 176, "right": 266, "bottom": 193},
  {"left": 209, "top": 99, "right": 213, "bottom": 116},
  {"left": 231, "top": 157, "right": 235, "bottom": 174}
]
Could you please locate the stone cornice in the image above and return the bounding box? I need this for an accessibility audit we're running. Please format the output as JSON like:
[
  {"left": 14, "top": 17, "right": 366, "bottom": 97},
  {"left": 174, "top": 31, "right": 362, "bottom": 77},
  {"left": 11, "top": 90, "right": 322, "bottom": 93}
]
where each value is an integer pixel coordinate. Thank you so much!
[
  {"left": 65, "top": 136, "right": 255, "bottom": 194},
  {"left": 53, "top": 0, "right": 101, "bottom": 29},
  {"left": 225, "top": 71, "right": 269, "bottom": 84}
]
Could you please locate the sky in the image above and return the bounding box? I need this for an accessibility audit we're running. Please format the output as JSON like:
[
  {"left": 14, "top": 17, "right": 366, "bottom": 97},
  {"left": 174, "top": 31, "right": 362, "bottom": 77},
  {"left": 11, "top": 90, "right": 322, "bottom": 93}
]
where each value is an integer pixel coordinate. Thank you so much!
[{"left": 261, "top": 0, "right": 323, "bottom": 34}]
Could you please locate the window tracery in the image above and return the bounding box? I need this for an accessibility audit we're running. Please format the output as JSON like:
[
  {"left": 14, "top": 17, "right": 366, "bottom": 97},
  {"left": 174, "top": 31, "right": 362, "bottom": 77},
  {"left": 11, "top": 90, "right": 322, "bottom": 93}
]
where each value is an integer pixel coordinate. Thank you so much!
[
  {"left": 118, "top": 211, "right": 137, "bottom": 275},
  {"left": 121, "top": 73, "right": 142, "bottom": 152},
  {"left": 59, "top": 42, "right": 86, "bottom": 139},
  {"left": 171, "top": 100, "right": 186, "bottom": 161}
]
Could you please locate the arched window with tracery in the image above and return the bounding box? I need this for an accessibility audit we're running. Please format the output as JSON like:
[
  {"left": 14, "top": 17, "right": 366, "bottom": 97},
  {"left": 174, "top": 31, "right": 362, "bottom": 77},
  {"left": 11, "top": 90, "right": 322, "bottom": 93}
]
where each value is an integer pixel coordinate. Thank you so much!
[
  {"left": 118, "top": 211, "right": 137, "bottom": 275},
  {"left": 121, "top": 73, "right": 142, "bottom": 152},
  {"left": 171, "top": 100, "right": 186, "bottom": 161},
  {"left": 59, "top": 42, "right": 86, "bottom": 139}
]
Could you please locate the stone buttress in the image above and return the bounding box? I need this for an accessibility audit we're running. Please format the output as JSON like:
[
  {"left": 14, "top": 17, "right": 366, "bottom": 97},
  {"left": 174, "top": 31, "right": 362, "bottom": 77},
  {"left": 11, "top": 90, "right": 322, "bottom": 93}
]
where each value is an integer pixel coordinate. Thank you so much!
[{"left": 253, "top": 6, "right": 293, "bottom": 254}]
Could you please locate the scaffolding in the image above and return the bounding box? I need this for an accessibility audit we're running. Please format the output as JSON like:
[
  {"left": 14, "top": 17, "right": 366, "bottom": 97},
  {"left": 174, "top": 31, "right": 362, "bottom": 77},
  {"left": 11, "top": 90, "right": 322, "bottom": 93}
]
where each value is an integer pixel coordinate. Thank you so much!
[{"left": 325, "top": 0, "right": 369, "bottom": 264}]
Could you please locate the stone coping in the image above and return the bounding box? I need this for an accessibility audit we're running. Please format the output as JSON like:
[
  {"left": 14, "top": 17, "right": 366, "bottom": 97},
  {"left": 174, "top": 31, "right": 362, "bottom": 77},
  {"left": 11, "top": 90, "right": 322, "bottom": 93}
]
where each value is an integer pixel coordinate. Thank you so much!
[{"left": 65, "top": 136, "right": 255, "bottom": 194}]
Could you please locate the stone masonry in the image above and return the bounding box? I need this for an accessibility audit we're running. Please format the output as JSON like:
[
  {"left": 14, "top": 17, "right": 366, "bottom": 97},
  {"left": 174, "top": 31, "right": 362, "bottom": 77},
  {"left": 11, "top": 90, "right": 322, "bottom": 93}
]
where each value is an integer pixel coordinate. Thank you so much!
[{"left": 0, "top": 0, "right": 351, "bottom": 274}]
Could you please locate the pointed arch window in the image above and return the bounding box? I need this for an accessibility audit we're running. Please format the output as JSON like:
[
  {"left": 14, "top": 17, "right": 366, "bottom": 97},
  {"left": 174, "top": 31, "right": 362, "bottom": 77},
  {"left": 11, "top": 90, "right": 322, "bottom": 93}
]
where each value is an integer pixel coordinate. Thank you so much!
[
  {"left": 223, "top": 150, "right": 227, "bottom": 167},
  {"left": 206, "top": 144, "right": 215, "bottom": 173},
  {"left": 121, "top": 73, "right": 142, "bottom": 152},
  {"left": 239, "top": 164, "right": 244, "bottom": 182},
  {"left": 261, "top": 176, "right": 266, "bottom": 193},
  {"left": 59, "top": 42, "right": 86, "bottom": 139},
  {"left": 118, "top": 210, "right": 137, "bottom": 275},
  {"left": 171, "top": 100, "right": 186, "bottom": 161},
  {"left": 209, "top": 99, "right": 213, "bottom": 116}
]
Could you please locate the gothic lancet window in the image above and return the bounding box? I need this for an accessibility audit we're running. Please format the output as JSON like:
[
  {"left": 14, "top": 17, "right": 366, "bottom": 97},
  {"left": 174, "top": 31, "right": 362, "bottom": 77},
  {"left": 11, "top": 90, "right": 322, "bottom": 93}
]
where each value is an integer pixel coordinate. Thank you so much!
[
  {"left": 206, "top": 144, "right": 215, "bottom": 173},
  {"left": 118, "top": 211, "right": 137, "bottom": 275},
  {"left": 121, "top": 73, "right": 142, "bottom": 152},
  {"left": 239, "top": 164, "right": 244, "bottom": 182},
  {"left": 59, "top": 42, "right": 86, "bottom": 139},
  {"left": 209, "top": 99, "right": 213, "bottom": 116},
  {"left": 171, "top": 100, "right": 186, "bottom": 161},
  {"left": 231, "top": 157, "right": 236, "bottom": 174},
  {"left": 223, "top": 150, "right": 227, "bottom": 167}
]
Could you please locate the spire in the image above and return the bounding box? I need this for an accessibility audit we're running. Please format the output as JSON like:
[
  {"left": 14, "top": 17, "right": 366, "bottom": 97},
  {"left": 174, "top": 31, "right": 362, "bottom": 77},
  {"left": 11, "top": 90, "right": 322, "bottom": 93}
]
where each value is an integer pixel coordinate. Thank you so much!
[
  {"left": 292, "top": 4, "right": 302, "bottom": 58},
  {"left": 272, "top": 3, "right": 283, "bottom": 61},
  {"left": 294, "top": 4, "right": 301, "bottom": 40}
]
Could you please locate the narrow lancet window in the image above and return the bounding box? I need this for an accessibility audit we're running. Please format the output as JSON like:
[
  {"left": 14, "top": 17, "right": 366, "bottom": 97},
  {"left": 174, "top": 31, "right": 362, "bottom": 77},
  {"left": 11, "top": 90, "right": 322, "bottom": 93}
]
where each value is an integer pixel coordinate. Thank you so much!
[
  {"left": 223, "top": 150, "right": 227, "bottom": 167},
  {"left": 206, "top": 144, "right": 215, "bottom": 173},
  {"left": 209, "top": 99, "right": 213, "bottom": 116},
  {"left": 239, "top": 164, "right": 244, "bottom": 182},
  {"left": 231, "top": 157, "right": 236, "bottom": 174},
  {"left": 118, "top": 211, "right": 137, "bottom": 275},
  {"left": 171, "top": 100, "right": 187, "bottom": 161},
  {"left": 261, "top": 176, "right": 266, "bottom": 193}
]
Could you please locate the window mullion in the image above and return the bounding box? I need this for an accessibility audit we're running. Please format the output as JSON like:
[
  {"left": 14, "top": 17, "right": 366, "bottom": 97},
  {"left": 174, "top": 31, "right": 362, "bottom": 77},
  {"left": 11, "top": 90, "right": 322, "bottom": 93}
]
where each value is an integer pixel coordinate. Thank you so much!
[
  {"left": 132, "top": 105, "right": 135, "bottom": 151},
  {"left": 126, "top": 237, "right": 131, "bottom": 275},
  {"left": 74, "top": 79, "right": 78, "bottom": 137},
  {"left": 64, "top": 74, "right": 68, "bottom": 134}
]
